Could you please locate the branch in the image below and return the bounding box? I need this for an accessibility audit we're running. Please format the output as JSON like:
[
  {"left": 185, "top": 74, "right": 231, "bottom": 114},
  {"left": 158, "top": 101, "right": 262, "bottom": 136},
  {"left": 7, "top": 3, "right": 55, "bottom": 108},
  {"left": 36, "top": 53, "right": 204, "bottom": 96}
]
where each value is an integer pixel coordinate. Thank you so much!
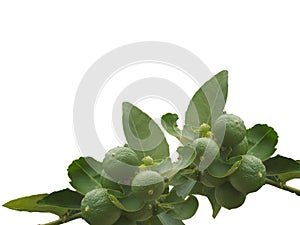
[
  {"left": 38, "top": 212, "right": 82, "bottom": 225},
  {"left": 265, "top": 178, "right": 300, "bottom": 196}
]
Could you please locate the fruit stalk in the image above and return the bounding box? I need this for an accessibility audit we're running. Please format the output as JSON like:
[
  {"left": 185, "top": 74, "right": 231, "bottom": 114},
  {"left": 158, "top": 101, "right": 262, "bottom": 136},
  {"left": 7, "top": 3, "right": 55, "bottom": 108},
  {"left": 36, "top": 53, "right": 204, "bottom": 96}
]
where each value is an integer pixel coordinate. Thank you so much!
[
  {"left": 265, "top": 178, "right": 300, "bottom": 196},
  {"left": 38, "top": 212, "right": 82, "bottom": 225}
]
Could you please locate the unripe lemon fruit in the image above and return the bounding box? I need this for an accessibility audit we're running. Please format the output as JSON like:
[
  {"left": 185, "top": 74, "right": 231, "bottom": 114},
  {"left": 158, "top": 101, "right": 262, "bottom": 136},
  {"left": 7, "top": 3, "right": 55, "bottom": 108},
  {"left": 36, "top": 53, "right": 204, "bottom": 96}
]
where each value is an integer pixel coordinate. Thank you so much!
[
  {"left": 229, "top": 155, "right": 266, "bottom": 194},
  {"left": 213, "top": 114, "right": 246, "bottom": 147},
  {"left": 103, "top": 147, "right": 140, "bottom": 184},
  {"left": 81, "top": 188, "right": 121, "bottom": 225},
  {"left": 215, "top": 182, "right": 246, "bottom": 209},
  {"left": 131, "top": 170, "right": 164, "bottom": 201}
]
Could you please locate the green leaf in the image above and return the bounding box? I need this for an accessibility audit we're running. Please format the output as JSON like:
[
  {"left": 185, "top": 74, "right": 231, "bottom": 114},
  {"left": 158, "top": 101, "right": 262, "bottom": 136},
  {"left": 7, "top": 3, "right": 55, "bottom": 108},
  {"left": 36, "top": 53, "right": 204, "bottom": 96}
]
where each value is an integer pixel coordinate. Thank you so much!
[
  {"left": 159, "top": 146, "right": 196, "bottom": 179},
  {"left": 206, "top": 189, "right": 221, "bottom": 218},
  {"left": 207, "top": 159, "right": 241, "bottom": 178},
  {"left": 185, "top": 70, "right": 228, "bottom": 129},
  {"left": 161, "top": 113, "right": 182, "bottom": 140},
  {"left": 173, "top": 178, "right": 197, "bottom": 198},
  {"left": 3, "top": 194, "right": 69, "bottom": 217},
  {"left": 138, "top": 216, "right": 163, "bottom": 225},
  {"left": 67, "top": 157, "right": 103, "bottom": 194},
  {"left": 122, "top": 102, "right": 169, "bottom": 160},
  {"left": 157, "top": 213, "right": 185, "bottom": 225},
  {"left": 247, "top": 124, "right": 278, "bottom": 161},
  {"left": 167, "top": 195, "right": 199, "bottom": 220},
  {"left": 163, "top": 189, "right": 185, "bottom": 204},
  {"left": 109, "top": 194, "right": 145, "bottom": 212},
  {"left": 264, "top": 155, "right": 300, "bottom": 183},
  {"left": 188, "top": 184, "right": 221, "bottom": 218},
  {"left": 37, "top": 189, "right": 83, "bottom": 209},
  {"left": 169, "top": 170, "right": 192, "bottom": 186}
]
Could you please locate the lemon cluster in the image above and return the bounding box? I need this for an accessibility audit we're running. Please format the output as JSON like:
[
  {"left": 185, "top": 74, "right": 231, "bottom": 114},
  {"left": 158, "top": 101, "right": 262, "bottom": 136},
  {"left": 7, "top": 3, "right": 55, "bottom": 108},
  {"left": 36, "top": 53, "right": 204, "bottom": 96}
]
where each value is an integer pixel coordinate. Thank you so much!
[
  {"left": 192, "top": 114, "right": 266, "bottom": 210},
  {"left": 81, "top": 147, "right": 166, "bottom": 225}
]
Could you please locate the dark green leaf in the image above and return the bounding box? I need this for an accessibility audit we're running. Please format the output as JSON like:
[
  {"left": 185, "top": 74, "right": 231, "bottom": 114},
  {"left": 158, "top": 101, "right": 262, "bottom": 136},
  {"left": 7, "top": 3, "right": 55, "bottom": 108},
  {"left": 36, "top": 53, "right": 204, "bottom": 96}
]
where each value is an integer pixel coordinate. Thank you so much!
[
  {"left": 3, "top": 194, "right": 69, "bottom": 217},
  {"left": 122, "top": 102, "right": 169, "bottom": 160},
  {"left": 167, "top": 195, "right": 199, "bottom": 220},
  {"left": 247, "top": 124, "right": 278, "bottom": 161},
  {"left": 190, "top": 181, "right": 210, "bottom": 195},
  {"left": 138, "top": 216, "right": 163, "bottom": 225},
  {"left": 37, "top": 189, "right": 83, "bottom": 209},
  {"left": 264, "top": 155, "right": 300, "bottom": 183},
  {"left": 207, "top": 159, "right": 240, "bottom": 178},
  {"left": 109, "top": 194, "right": 144, "bottom": 212},
  {"left": 185, "top": 70, "right": 228, "bottom": 128},
  {"left": 163, "top": 189, "right": 185, "bottom": 204},
  {"left": 67, "top": 157, "right": 103, "bottom": 194},
  {"left": 206, "top": 189, "right": 221, "bottom": 218},
  {"left": 157, "top": 213, "right": 185, "bottom": 225}
]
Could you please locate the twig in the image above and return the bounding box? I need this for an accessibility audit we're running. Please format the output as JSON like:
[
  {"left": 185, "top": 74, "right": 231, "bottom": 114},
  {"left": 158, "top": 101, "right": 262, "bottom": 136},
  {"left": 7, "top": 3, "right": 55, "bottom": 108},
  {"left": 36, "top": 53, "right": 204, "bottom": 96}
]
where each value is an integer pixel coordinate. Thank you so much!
[
  {"left": 265, "top": 178, "right": 300, "bottom": 196},
  {"left": 38, "top": 212, "right": 82, "bottom": 225}
]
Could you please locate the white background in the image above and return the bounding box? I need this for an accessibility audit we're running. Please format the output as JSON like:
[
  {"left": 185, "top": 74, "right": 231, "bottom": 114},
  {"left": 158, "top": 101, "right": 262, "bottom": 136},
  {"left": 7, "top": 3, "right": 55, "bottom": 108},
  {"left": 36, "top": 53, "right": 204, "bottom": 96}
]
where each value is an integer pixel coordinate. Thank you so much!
[{"left": 1, "top": 1, "right": 300, "bottom": 224}]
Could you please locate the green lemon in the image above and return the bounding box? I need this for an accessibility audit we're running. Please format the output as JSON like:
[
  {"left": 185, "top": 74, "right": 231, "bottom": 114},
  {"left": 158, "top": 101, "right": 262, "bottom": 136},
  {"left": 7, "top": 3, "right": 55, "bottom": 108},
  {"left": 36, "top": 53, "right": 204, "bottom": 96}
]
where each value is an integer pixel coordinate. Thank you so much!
[
  {"left": 229, "top": 155, "right": 266, "bottom": 194},
  {"left": 81, "top": 188, "right": 121, "bottom": 225},
  {"left": 114, "top": 216, "right": 136, "bottom": 225},
  {"left": 215, "top": 182, "right": 246, "bottom": 209},
  {"left": 131, "top": 170, "right": 165, "bottom": 201},
  {"left": 103, "top": 147, "right": 140, "bottom": 184},
  {"left": 125, "top": 203, "right": 153, "bottom": 221},
  {"left": 200, "top": 170, "right": 227, "bottom": 187},
  {"left": 192, "top": 137, "right": 220, "bottom": 168},
  {"left": 212, "top": 114, "right": 246, "bottom": 147},
  {"left": 229, "top": 137, "right": 248, "bottom": 158}
]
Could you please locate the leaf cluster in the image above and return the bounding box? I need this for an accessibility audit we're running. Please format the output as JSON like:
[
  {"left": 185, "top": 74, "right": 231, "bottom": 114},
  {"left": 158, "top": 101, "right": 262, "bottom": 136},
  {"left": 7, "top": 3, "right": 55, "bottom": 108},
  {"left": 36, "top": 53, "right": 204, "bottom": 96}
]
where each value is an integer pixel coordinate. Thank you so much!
[{"left": 3, "top": 71, "right": 300, "bottom": 225}]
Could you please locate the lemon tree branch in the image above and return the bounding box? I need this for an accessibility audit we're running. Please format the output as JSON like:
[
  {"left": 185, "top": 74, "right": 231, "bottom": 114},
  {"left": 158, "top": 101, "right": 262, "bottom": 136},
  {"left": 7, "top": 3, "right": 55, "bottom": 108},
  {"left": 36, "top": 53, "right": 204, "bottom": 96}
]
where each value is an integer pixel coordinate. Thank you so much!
[
  {"left": 39, "top": 212, "right": 82, "bottom": 225},
  {"left": 265, "top": 178, "right": 300, "bottom": 196}
]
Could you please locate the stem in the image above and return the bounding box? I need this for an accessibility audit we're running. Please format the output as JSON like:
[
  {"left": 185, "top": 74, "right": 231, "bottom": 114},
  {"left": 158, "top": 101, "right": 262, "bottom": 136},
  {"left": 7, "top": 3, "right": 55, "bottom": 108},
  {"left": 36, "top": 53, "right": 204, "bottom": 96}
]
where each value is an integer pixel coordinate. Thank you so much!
[
  {"left": 38, "top": 212, "right": 82, "bottom": 225},
  {"left": 265, "top": 178, "right": 300, "bottom": 196}
]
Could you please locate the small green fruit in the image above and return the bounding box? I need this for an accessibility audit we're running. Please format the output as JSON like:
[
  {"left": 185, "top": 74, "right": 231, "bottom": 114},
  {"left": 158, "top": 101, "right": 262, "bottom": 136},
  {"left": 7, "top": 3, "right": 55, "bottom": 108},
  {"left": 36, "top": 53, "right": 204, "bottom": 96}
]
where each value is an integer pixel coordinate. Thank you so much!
[
  {"left": 229, "top": 155, "right": 266, "bottom": 194},
  {"left": 131, "top": 170, "right": 164, "bottom": 201},
  {"left": 192, "top": 137, "right": 220, "bottom": 169},
  {"left": 229, "top": 137, "right": 248, "bottom": 158},
  {"left": 103, "top": 147, "right": 140, "bottom": 184},
  {"left": 212, "top": 114, "right": 246, "bottom": 147},
  {"left": 81, "top": 188, "right": 121, "bottom": 225},
  {"left": 215, "top": 182, "right": 246, "bottom": 209}
]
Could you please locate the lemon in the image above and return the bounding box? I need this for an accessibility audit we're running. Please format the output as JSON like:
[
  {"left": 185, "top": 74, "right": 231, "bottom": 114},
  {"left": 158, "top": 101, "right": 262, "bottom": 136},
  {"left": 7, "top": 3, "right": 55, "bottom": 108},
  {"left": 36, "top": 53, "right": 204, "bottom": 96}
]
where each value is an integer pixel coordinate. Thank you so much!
[
  {"left": 229, "top": 137, "right": 248, "bottom": 158},
  {"left": 114, "top": 216, "right": 136, "bottom": 225},
  {"left": 215, "top": 182, "right": 246, "bottom": 209},
  {"left": 103, "top": 147, "right": 140, "bottom": 184},
  {"left": 229, "top": 155, "right": 266, "bottom": 194},
  {"left": 125, "top": 203, "right": 153, "bottom": 221},
  {"left": 212, "top": 114, "right": 246, "bottom": 147},
  {"left": 81, "top": 188, "right": 121, "bottom": 225},
  {"left": 192, "top": 137, "right": 220, "bottom": 168},
  {"left": 131, "top": 170, "right": 165, "bottom": 201}
]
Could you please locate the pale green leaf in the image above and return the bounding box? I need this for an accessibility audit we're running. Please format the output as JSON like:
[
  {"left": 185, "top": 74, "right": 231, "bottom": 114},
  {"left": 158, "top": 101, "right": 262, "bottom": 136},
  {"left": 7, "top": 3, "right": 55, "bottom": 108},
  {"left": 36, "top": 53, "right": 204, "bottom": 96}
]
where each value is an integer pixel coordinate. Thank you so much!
[{"left": 123, "top": 102, "right": 169, "bottom": 160}]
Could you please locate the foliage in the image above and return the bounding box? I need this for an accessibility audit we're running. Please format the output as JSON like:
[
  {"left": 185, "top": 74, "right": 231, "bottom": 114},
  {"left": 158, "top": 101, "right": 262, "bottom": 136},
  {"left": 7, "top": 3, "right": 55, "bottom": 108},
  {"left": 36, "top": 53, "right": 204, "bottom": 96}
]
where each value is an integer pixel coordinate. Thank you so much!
[{"left": 3, "top": 70, "right": 300, "bottom": 225}]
